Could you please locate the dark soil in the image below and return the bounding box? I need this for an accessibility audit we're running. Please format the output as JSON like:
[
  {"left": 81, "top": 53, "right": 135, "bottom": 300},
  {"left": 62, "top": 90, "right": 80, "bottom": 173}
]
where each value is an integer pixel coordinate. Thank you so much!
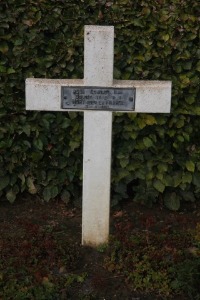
[{"left": 0, "top": 195, "right": 199, "bottom": 299}]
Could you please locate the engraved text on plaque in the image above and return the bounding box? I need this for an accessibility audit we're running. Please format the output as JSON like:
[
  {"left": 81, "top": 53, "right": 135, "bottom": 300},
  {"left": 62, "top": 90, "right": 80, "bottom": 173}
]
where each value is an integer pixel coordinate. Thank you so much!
[{"left": 61, "top": 86, "right": 136, "bottom": 111}]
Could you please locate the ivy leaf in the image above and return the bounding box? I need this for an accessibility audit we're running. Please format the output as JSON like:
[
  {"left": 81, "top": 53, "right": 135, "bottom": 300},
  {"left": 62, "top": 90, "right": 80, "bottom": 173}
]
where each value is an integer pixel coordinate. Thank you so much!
[
  {"left": 61, "top": 118, "right": 70, "bottom": 129},
  {"left": 119, "top": 158, "right": 129, "bottom": 168},
  {"left": 69, "top": 140, "right": 80, "bottom": 151},
  {"left": 23, "top": 125, "right": 31, "bottom": 136},
  {"left": 43, "top": 187, "right": 52, "bottom": 202},
  {"left": 6, "top": 192, "right": 16, "bottom": 203},
  {"left": 180, "top": 191, "right": 195, "bottom": 202},
  {"left": 173, "top": 172, "right": 182, "bottom": 187},
  {"left": 153, "top": 179, "right": 165, "bottom": 193},
  {"left": 183, "top": 61, "right": 192, "bottom": 70},
  {"left": 185, "top": 95, "right": 195, "bottom": 105},
  {"left": 18, "top": 173, "right": 25, "bottom": 186},
  {"left": 162, "top": 175, "right": 173, "bottom": 186},
  {"left": 7, "top": 68, "right": 15, "bottom": 74},
  {"left": 137, "top": 118, "right": 146, "bottom": 129},
  {"left": 50, "top": 186, "right": 59, "bottom": 198},
  {"left": 157, "top": 163, "right": 168, "bottom": 173},
  {"left": 182, "top": 172, "right": 192, "bottom": 184},
  {"left": 145, "top": 115, "right": 157, "bottom": 125},
  {"left": 143, "top": 137, "right": 153, "bottom": 148},
  {"left": 43, "top": 186, "right": 59, "bottom": 201},
  {"left": 113, "top": 67, "right": 121, "bottom": 79},
  {"left": 186, "top": 161, "right": 195, "bottom": 172},
  {"left": 176, "top": 119, "right": 184, "bottom": 128},
  {"left": 47, "top": 170, "right": 57, "bottom": 181},
  {"left": 146, "top": 171, "right": 154, "bottom": 180},
  {"left": 192, "top": 172, "right": 200, "bottom": 187},
  {"left": 162, "top": 34, "right": 170, "bottom": 42},
  {"left": 6, "top": 189, "right": 17, "bottom": 203},
  {"left": 0, "top": 65, "right": 6, "bottom": 73},
  {"left": 34, "top": 139, "right": 43, "bottom": 151},
  {"left": 0, "top": 176, "right": 9, "bottom": 191},
  {"left": 27, "top": 177, "right": 37, "bottom": 194}
]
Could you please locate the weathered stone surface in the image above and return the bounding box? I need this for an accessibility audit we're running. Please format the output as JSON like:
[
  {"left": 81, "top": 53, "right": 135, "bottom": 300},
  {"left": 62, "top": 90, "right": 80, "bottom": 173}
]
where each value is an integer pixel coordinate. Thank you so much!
[
  {"left": 26, "top": 78, "right": 171, "bottom": 113},
  {"left": 26, "top": 25, "right": 171, "bottom": 247}
]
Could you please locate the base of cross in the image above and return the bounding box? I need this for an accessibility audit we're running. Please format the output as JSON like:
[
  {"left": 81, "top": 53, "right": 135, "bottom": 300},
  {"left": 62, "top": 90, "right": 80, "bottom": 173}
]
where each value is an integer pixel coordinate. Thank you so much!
[{"left": 26, "top": 25, "right": 171, "bottom": 247}]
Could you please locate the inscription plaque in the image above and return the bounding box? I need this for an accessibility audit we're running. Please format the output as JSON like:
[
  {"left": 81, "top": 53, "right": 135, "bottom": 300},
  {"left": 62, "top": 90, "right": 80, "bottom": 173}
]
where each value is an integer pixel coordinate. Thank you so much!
[{"left": 61, "top": 86, "right": 136, "bottom": 111}]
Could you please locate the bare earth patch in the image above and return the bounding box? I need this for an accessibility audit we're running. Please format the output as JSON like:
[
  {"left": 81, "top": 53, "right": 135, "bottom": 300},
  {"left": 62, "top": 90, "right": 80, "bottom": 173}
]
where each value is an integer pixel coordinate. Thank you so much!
[{"left": 0, "top": 195, "right": 200, "bottom": 299}]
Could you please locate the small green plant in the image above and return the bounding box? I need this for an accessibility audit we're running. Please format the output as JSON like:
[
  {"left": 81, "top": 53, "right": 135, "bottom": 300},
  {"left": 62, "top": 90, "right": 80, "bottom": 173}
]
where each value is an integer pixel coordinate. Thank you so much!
[
  {"left": 96, "top": 243, "right": 108, "bottom": 253},
  {"left": 0, "top": 278, "right": 59, "bottom": 300},
  {"left": 172, "top": 259, "right": 200, "bottom": 300},
  {"left": 104, "top": 221, "right": 194, "bottom": 297},
  {"left": 171, "top": 223, "right": 200, "bottom": 299},
  {"left": 0, "top": 222, "right": 87, "bottom": 300}
]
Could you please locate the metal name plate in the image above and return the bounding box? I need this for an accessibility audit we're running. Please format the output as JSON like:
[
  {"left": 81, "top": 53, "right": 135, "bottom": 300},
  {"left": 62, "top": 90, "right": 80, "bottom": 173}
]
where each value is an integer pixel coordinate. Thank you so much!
[{"left": 61, "top": 86, "right": 136, "bottom": 111}]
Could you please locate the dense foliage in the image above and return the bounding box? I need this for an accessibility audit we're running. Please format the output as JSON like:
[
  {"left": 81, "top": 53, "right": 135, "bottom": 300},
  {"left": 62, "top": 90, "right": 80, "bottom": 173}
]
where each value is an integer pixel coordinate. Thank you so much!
[{"left": 0, "top": 0, "right": 199, "bottom": 209}]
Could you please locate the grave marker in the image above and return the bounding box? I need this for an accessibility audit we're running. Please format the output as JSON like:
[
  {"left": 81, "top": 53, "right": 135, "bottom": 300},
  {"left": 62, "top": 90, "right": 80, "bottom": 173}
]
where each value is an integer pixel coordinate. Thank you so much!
[{"left": 26, "top": 25, "right": 171, "bottom": 247}]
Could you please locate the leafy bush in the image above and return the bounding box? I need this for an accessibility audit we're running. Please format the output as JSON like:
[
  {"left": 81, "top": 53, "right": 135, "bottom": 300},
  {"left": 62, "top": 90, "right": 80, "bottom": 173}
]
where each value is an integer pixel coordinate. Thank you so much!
[{"left": 0, "top": 0, "right": 199, "bottom": 207}]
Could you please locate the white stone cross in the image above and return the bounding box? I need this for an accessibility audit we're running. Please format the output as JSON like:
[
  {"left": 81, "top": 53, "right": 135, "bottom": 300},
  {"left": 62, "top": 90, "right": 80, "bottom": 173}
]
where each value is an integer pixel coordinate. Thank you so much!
[{"left": 26, "top": 25, "right": 171, "bottom": 247}]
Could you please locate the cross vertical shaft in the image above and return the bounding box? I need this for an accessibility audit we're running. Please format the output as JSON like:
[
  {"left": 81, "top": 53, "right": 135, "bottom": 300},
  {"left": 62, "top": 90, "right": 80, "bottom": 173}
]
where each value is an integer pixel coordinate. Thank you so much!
[{"left": 82, "top": 26, "right": 114, "bottom": 246}]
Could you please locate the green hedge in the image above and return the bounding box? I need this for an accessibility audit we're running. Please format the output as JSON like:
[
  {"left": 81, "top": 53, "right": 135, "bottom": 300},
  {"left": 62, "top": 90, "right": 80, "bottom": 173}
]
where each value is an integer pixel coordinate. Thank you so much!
[{"left": 0, "top": 0, "right": 199, "bottom": 209}]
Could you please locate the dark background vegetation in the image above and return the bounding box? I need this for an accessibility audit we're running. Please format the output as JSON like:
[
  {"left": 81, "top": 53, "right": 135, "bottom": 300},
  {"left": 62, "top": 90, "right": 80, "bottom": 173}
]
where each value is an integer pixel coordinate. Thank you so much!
[{"left": 0, "top": 0, "right": 199, "bottom": 210}]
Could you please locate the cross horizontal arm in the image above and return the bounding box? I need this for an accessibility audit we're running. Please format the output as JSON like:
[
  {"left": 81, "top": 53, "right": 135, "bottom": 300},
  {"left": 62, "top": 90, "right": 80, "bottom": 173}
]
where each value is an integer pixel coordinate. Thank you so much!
[{"left": 26, "top": 78, "right": 171, "bottom": 113}]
